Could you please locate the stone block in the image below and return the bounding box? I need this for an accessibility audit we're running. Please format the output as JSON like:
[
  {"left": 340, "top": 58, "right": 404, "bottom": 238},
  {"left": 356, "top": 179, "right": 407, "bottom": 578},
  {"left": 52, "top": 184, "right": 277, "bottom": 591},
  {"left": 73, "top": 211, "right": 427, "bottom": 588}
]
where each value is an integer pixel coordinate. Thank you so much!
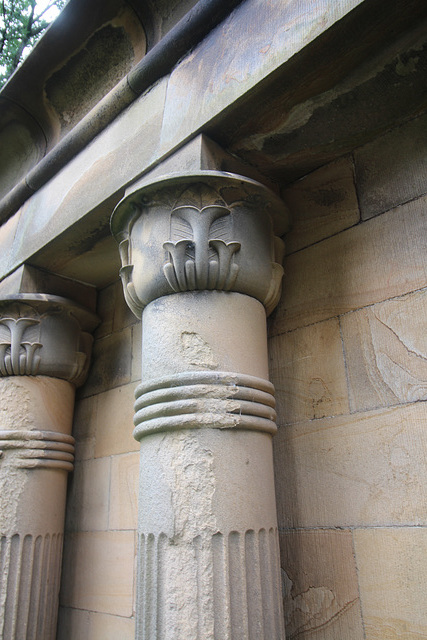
[
  {"left": 109, "top": 452, "right": 139, "bottom": 531},
  {"left": 93, "top": 383, "right": 139, "bottom": 458},
  {"left": 341, "top": 288, "right": 427, "bottom": 412},
  {"left": 57, "top": 607, "right": 135, "bottom": 640},
  {"left": 273, "top": 402, "right": 427, "bottom": 528},
  {"left": 65, "top": 457, "right": 111, "bottom": 532},
  {"left": 355, "top": 113, "right": 427, "bottom": 219},
  {"left": 269, "top": 318, "right": 349, "bottom": 424},
  {"left": 353, "top": 527, "right": 427, "bottom": 639},
  {"left": 282, "top": 156, "right": 360, "bottom": 254},
  {"left": 280, "top": 529, "right": 364, "bottom": 639},
  {"left": 81, "top": 327, "right": 132, "bottom": 397},
  {"left": 60, "top": 531, "right": 135, "bottom": 617},
  {"left": 270, "top": 195, "right": 427, "bottom": 333}
]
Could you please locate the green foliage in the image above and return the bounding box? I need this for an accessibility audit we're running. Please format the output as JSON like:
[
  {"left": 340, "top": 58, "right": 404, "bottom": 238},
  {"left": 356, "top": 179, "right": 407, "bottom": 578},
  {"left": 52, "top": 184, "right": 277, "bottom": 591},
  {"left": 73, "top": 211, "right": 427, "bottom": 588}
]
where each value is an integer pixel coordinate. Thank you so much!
[{"left": 0, "top": 0, "right": 66, "bottom": 87}]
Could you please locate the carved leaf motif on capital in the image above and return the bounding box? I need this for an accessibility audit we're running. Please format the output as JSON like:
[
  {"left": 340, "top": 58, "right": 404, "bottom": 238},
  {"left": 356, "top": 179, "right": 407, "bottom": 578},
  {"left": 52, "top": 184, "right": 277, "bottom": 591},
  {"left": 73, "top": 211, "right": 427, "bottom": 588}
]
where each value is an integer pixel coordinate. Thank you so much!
[
  {"left": 0, "top": 304, "right": 92, "bottom": 384},
  {"left": 163, "top": 203, "right": 241, "bottom": 293},
  {"left": 0, "top": 317, "right": 42, "bottom": 376}
]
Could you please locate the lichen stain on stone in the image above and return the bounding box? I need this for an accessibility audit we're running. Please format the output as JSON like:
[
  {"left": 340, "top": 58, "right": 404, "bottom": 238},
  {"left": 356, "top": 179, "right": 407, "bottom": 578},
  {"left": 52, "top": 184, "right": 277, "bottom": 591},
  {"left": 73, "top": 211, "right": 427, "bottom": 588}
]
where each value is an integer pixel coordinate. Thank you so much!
[{"left": 180, "top": 331, "right": 218, "bottom": 369}]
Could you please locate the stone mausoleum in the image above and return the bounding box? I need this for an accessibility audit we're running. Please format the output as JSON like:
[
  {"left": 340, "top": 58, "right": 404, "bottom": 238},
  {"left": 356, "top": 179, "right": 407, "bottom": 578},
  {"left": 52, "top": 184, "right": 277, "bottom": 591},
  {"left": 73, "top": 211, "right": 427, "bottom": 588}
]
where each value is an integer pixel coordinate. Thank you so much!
[{"left": 0, "top": 0, "right": 426, "bottom": 638}]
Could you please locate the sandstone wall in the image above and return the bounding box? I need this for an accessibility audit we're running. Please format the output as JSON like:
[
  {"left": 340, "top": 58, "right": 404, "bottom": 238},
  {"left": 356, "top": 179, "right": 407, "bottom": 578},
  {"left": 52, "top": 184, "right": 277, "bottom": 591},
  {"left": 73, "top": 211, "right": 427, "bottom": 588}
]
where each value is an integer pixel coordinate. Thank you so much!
[{"left": 271, "top": 113, "right": 427, "bottom": 639}]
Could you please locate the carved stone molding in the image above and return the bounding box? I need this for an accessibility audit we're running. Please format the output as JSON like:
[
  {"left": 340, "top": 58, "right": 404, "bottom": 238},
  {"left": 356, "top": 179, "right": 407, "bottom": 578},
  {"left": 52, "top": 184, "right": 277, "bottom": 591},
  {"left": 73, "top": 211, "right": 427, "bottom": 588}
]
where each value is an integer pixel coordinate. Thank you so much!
[
  {"left": 112, "top": 170, "right": 289, "bottom": 639},
  {"left": 111, "top": 171, "right": 290, "bottom": 317},
  {"left": 0, "top": 293, "right": 98, "bottom": 386}
]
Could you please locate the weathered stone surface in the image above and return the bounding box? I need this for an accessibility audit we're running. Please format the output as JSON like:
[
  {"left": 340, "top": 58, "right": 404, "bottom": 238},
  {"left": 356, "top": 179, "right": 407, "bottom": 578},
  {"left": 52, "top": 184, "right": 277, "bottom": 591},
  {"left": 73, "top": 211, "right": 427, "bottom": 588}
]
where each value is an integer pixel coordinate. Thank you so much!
[
  {"left": 273, "top": 402, "right": 427, "bottom": 528},
  {"left": 280, "top": 529, "right": 364, "bottom": 640},
  {"left": 57, "top": 608, "right": 135, "bottom": 640},
  {"left": 270, "top": 195, "right": 427, "bottom": 334},
  {"left": 109, "top": 452, "right": 139, "bottom": 530},
  {"left": 281, "top": 156, "right": 360, "bottom": 254},
  {"left": 221, "top": 9, "right": 427, "bottom": 183},
  {"left": 66, "top": 457, "right": 111, "bottom": 532},
  {"left": 81, "top": 327, "right": 132, "bottom": 397},
  {"left": 160, "top": 0, "right": 367, "bottom": 156},
  {"left": 269, "top": 318, "right": 349, "bottom": 424},
  {"left": 355, "top": 113, "right": 427, "bottom": 220},
  {"left": 60, "top": 531, "right": 136, "bottom": 617},
  {"left": 341, "top": 288, "right": 427, "bottom": 412},
  {"left": 354, "top": 527, "right": 427, "bottom": 639}
]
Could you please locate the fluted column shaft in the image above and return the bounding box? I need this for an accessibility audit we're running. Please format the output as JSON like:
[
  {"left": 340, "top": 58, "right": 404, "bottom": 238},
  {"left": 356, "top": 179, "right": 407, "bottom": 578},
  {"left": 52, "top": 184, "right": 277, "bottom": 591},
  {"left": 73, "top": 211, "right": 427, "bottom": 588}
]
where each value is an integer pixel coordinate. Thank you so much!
[
  {"left": 112, "top": 171, "right": 290, "bottom": 640},
  {"left": 0, "top": 294, "right": 97, "bottom": 640}
]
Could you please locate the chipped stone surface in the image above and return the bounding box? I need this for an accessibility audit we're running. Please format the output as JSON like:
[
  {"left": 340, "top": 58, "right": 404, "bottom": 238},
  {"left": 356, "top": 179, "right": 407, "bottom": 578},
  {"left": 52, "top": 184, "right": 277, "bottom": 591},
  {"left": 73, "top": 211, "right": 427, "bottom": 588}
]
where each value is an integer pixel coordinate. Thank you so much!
[
  {"left": 280, "top": 529, "right": 364, "bottom": 639},
  {"left": 180, "top": 331, "right": 219, "bottom": 369}
]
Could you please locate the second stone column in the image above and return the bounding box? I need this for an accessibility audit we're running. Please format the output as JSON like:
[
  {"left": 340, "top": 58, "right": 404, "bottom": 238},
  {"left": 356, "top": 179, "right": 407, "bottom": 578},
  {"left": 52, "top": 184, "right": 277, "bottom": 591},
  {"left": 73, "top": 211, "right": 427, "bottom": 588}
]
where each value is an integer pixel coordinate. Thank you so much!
[{"left": 111, "top": 171, "right": 290, "bottom": 640}]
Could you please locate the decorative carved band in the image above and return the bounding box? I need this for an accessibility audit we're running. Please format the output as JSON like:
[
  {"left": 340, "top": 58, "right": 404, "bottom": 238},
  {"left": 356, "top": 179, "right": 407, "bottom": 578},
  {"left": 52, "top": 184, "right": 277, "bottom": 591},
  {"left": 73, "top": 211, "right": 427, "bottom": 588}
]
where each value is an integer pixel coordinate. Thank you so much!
[
  {"left": 133, "top": 371, "right": 277, "bottom": 440},
  {"left": 137, "top": 528, "right": 284, "bottom": 640},
  {"left": 0, "top": 533, "right": 63, "bottom": 640},
  {"left": 0, "top": 430, "right": 74, "bottom": 471}
]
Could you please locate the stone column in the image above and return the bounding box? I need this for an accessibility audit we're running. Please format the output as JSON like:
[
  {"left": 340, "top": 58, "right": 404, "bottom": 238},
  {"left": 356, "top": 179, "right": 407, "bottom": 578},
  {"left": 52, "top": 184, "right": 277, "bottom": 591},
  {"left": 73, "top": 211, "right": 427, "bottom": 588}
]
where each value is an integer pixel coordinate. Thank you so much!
[
  {"left": 111, "top": 171, "right": 290, "bottom": 640},
  {"left": 0, "top": 293, "right": 98, "bottom": 640}
]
